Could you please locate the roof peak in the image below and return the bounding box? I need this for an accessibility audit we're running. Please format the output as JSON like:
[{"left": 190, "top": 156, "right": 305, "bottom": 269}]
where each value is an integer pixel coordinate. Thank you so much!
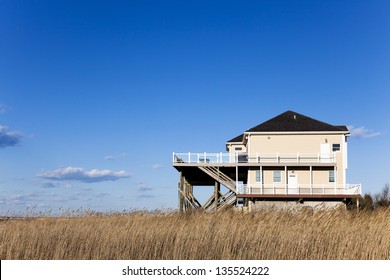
[{"left": 246, "top": 111, "right": 348, "bottom": 133}]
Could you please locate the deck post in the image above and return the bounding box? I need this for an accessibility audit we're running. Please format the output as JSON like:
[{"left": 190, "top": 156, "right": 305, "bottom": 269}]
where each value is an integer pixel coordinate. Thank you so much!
[
  {"left": 214, "top": 181, "right": 220, "bottom": 211},
  {"left": 310, "top": 166, "right": 313, "bottom": 194},
  {"left": 184, "top": 179, "right": 189, "bottom": 210},
  {"left": 285, "top": 166, "right": 288, "bottom": 194},
  {"left": 236, "top": 165, "right": 238, "bottom": 189},
  {"left": 179, "top": 171, "right": 184, "bottom": 212},
  {"left": 260, "top": 166, "right": 263, "bottom": 194},
  {"left": 334, "top": 166, "right": 337, "bottom": 194}
]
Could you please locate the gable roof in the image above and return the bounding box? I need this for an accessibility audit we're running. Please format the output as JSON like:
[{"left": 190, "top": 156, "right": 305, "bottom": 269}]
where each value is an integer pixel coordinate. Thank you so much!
[
  {"left": 227, "top": 134, "right": 244, "bottom": 143},
  {"left": 246, "top": 111, "right": 349, "bottom": 133}
]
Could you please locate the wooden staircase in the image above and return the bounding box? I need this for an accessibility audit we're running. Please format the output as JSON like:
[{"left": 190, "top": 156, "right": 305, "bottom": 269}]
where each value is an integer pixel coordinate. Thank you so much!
[{"left": 198, "top": 166, "right": 236, "bottom": 192}]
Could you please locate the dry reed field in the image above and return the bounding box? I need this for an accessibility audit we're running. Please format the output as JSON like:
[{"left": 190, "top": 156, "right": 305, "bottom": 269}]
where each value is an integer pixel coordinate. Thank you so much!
[{"left": 1, "top": 208, "right": 390, "bottom": 260}]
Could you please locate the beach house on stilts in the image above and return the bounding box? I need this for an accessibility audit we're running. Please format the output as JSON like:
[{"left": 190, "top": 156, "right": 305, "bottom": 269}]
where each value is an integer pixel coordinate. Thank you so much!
[{"left": 173, "top": 111, "right": 361, "bottom": 211}]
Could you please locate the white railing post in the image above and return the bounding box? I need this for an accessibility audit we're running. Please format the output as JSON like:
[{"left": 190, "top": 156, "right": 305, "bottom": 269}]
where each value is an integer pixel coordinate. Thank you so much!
[
  {"left": 317, "top": 153, "right": 320, "bottom": 163},
  {"left": 188, "top": 152, "right": 191, "bottom": 163},
  {"left": 172, "top": 152, "right": 175, "bottom": 163},
  {"left": 297, "top": 152, "right": 299, "bottom": 163}
]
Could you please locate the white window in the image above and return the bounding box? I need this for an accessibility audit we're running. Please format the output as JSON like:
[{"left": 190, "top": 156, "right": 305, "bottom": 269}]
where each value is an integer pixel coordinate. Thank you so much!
[
  {"left": 332, "top": 144, "right": 341, "bottom": 152},
  {"left": 255, "top": 170, "right": 262, "bottom": 183},
  {"left": 273, "top": 170, "right": 281, "bottom": 183},
  {"left": 329, "top": 170, "right": 335, "bottom": 183}
]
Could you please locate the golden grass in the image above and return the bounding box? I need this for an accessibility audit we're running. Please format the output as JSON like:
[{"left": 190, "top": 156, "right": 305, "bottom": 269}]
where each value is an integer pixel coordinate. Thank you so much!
[{"left": 1, "top": 208, "right": 390, "bottom": 260}]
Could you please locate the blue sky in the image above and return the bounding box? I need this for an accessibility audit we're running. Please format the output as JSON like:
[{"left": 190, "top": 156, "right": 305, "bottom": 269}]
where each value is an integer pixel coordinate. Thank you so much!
[{"left": 0, "top": 0, "right": 389, "bottom": 214}]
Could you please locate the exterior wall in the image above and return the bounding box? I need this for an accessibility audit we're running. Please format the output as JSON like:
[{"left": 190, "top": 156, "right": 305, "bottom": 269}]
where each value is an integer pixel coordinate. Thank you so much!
[
  {"left": 247, "top": 134, "right": 344, "bottom": 155},
  {"left": 247, "top": 167, "right": 342, "bottom": 195},
  {"left": 249, "top": 168, "right": 334, "bottom": 185},
  {"left": 227, "top": 143, "right": 247, "bottom": 156},
  {"left": 247, "top": 133, "right": 347, "bottom": 186}
]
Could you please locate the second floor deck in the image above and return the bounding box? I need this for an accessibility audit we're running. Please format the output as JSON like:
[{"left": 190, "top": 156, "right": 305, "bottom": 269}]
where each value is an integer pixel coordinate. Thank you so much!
[{"left": 173, "top": 152, "right": 337, "bottom": 166}]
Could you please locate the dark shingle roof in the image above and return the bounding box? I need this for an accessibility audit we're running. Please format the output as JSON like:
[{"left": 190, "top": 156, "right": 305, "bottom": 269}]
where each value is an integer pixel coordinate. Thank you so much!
[
  {"left": 246, "top": 111, "right": 348, "bottom": 132},
  {"left": 227, "top": 134, "right": 244, "bottom": 143}
]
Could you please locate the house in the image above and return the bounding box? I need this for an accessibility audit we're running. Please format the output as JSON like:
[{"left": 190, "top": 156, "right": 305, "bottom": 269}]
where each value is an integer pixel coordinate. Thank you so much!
[{"left": 173, "top": 110, "right": 361, "bottom": 211}]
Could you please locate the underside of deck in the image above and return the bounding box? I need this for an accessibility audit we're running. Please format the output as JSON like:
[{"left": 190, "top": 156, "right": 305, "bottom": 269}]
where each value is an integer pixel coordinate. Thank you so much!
[{"left": 175, "top": 164, "right": 360, "bottom": 212}]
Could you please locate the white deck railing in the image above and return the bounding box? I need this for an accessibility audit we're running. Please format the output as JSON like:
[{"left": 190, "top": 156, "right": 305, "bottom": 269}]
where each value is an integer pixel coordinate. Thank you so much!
[
  {"left": 237, "top": 184, "right": 361, "bottom": 195},
  {"left": 173, "top": 152, "right": 336, "bottom": 164}
]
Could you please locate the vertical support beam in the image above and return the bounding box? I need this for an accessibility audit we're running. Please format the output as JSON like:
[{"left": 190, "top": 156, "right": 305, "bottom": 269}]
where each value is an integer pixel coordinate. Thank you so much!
[
  {"left": 236, "top": 165, "right": 238, "bottom": 190},
  {"left": 260, "top": 165, "right": 263, "bottom": 194},
  {"left": 334, "top": 166, "right": 337, "bottom": 194},
  {"left": 310, "top": 166, "right": 313, "bottom": 194},
  {"left": 214, "top": 181, "right": 220, "bottom": 211},
  {"left": 178, "top": 182, "right": 182, "bottom": 212},
  {"left": 285, "top": 166, "right": 288, "bottom": 194},
  {"left": 184, "top": 180, "right": 188, "bottom": 210},
  {"left": 179, "top": 171, "right": 184, "bottom": 212},
  {"left": 357, "top": 198, "right": 360, "bottom": 213},
  {"left": 183, "top": 178, "right": 187, "bottom": 210}
]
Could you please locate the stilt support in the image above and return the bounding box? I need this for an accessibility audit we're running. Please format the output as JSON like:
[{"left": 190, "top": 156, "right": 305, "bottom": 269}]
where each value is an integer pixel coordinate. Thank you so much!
[{"left": 214, "top": 181, "right": 220, "bottom": 211}]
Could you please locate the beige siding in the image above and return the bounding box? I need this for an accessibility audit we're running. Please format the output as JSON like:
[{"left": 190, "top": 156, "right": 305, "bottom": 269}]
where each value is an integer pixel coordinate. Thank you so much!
[
  {"left": 249, "top": 169, "right": 334, "bottom": 186},
  {"left": 227, "top": 143, "right": 247, "bottom": 156},
  {"left": 248, "top": 134, "right": 344, "bottom": 155},
  {"left": 248, "top": 133, "right": 346, "bottom": 185}
]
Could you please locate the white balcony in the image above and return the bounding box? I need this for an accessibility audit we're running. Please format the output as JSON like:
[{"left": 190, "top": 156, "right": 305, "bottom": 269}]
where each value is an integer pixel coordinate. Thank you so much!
[
  {"left": 173, "top": 152, "right": 336, "bottom": 165},
  {"left": 237, "top": 184, "right": 361, "bottom": 196}
]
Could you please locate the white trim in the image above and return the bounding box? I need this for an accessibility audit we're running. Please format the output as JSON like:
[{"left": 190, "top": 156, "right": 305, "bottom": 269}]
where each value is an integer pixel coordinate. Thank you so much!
[
  {"left": 309, "top": 166, "right": 313, "bottom": 194},
  {"left": 243, "top": 131, "right": 349, "bottom": 135},
  {"left": 238, "top": 183, "right": 361, "bottom": 195}
]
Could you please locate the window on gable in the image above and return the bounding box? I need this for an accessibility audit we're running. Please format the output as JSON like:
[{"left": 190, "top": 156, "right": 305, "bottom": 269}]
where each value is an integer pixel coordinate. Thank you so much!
[
  {"left": 329, "top": 170, "right": 335, "bottom": 183},
  {"left": 332, "top": 144, "right": 341, "bottom": 152},
  {"left": 256, "top": 170, "right": 262, "bottom": 183},
  {"left": 235, "top": 147, "right": 242, "bottom": 151},
  {"left": 273, "top": 170, "right": 281, "bottom": 183}
]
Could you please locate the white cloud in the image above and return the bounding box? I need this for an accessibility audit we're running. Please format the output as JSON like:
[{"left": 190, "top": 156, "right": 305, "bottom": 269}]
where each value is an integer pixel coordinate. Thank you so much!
[
  {"left": 104, "top": 155, "right": 115, "bottom": 161},
  {"left": 37, "top": 167, "right": 131, "bottom": 183},
  {"left": 348, "top": 126, "right": 381, "bottom": 139},
  {"left": 0, "top": 125, "right": 23, "bottom": 148},
  {"left": 41, "top": 182, "right": 73, "bottom": 189},
  {"left": 104, "top": 153, "right": 128, "bottom": 161},
  {"left": 138, "top": 186, "right": 153, "bottom": 192},
  {"left": 152, "top": 164, "right": 163, "bottom": 169}
]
